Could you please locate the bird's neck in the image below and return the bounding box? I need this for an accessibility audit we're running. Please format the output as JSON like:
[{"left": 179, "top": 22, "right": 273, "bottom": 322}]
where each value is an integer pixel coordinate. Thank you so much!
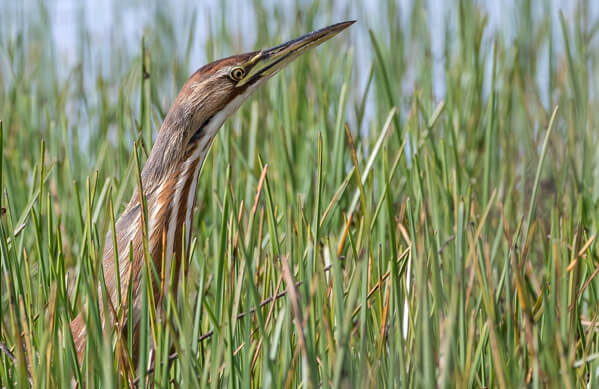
[
  {"left": 133, "top": 88, "right": 252, "bottom": 285},
  {"left": 161, "top": 131, "right": 215, "bottom": 262},
  {"left": 139, "top": 129, "right": 217, "bottom": 292}
]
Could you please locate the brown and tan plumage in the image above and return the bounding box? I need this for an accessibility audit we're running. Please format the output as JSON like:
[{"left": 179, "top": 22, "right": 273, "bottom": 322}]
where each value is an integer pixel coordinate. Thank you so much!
[{"left": 69, "top": 21, "right": 354, "bottom": 365}]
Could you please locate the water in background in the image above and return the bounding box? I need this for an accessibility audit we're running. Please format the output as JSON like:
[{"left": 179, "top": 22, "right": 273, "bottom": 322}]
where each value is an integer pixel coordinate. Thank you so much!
[{"left": 0, "top": 0, "right": 597, "bottom": 134}]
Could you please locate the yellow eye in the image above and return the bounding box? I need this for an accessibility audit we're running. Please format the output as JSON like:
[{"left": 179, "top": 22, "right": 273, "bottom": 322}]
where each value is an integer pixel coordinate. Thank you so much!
[{"left": 229, "top": 66, "right": 245, "bottom": 81}]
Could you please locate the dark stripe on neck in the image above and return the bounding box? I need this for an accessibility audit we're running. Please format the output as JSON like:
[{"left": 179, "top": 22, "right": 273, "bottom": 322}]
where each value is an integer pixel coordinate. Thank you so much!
[{"left": 189, "top": 115, "right": 214, "bottom": 144}]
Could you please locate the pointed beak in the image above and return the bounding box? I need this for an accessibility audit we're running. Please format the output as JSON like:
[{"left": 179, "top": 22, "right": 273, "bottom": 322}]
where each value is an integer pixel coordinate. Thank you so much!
[{"left": 236, "top": 20, "right": 355, "bottom": 87}]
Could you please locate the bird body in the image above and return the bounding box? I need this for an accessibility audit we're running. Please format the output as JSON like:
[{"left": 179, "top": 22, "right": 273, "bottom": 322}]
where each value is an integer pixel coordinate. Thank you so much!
[{"left": 70, "top": 21, "right": 354, "bottom": 365}]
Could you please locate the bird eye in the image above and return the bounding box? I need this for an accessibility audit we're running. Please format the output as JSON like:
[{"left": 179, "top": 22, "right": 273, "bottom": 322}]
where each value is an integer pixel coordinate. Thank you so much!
[{"left": 229, "top": 66, "right": 246, "bottom": 81}]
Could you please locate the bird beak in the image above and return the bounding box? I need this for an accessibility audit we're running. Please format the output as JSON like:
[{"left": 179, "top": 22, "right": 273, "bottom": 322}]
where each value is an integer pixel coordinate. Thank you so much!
[{"left": 236, "top": 20, "right": 355, "bottom": 87}]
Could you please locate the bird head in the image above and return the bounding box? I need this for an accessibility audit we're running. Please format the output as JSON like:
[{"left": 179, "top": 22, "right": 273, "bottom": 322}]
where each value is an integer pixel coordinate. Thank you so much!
[{"left": 142, "top": 21, "right": 354, "bottom": 187}]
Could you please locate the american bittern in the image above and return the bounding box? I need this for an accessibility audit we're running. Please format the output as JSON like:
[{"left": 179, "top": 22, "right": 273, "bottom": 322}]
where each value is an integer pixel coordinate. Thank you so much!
[{"left": 70, "top": 21, "right": 354, "bottom": 364}]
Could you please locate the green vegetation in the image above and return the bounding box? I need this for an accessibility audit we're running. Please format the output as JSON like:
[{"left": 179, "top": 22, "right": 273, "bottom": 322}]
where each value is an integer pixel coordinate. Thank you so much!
[{"left": 2, "top": 0, "right": 599, "bottom": 387}]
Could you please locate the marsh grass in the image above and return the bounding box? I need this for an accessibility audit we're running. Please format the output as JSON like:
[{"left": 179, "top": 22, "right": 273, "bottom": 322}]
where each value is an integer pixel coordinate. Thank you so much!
[{"left": 2, "top": 0, "right": 599, "bottom": 387}]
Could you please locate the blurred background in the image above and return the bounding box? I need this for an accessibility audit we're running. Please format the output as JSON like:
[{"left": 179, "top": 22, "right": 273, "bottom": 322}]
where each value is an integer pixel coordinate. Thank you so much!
[{"left": 2, "top": 0, "right": 598, "bottom": 135}]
